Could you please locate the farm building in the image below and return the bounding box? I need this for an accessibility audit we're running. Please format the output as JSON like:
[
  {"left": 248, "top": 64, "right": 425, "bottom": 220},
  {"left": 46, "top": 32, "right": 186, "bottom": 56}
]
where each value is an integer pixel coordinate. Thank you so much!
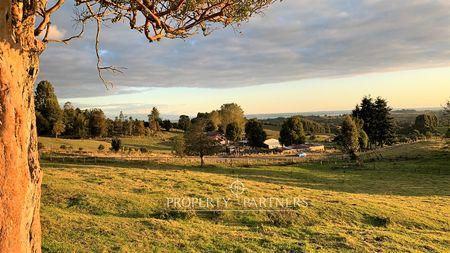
[
  {"left": 264, "top": 139, "right": 282, "bottom": 149},
  {"left": 207, "top": 132, "right": 227, "bottom": 145}
]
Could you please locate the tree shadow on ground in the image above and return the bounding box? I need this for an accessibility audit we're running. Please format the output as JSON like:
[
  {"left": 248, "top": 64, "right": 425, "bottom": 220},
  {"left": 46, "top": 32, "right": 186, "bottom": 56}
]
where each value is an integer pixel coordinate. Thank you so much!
[{"left": 41, "top": 151, "right": 450, "bottom": 197}]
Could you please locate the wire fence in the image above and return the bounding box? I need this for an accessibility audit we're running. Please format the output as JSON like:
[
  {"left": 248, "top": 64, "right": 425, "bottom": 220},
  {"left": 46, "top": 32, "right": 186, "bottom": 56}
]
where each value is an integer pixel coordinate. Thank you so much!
[{"left": 39, "top": 151, "right": 450, "bottom": 175}]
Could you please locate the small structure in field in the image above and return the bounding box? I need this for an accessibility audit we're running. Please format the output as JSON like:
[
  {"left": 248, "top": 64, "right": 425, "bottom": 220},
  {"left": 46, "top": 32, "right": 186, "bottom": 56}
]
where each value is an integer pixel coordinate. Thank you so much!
[
  {"left": 207, "top": 132, "right": 227, "bottom": 145},
  {"left": 264, "top": 138, "right": 282, "bottom": 150}
]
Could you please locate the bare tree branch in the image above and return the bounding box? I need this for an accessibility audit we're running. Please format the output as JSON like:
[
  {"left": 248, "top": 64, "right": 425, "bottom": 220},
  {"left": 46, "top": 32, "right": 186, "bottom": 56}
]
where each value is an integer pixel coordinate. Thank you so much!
[{"left": 33, "top": 0, "right": 278, "bottom": 86}]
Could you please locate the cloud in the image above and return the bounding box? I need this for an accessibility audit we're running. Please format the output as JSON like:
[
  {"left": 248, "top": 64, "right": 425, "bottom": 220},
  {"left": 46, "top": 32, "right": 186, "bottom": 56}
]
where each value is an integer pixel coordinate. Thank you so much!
[
  {"left": 39, "top": 0, "right": 450, "bottom": 98},
  {"left": 46, "top": 25, "right": 66, "bottom": 40},
  {"left": 37, "top": 24, "right": 66, "bottom": 41}
]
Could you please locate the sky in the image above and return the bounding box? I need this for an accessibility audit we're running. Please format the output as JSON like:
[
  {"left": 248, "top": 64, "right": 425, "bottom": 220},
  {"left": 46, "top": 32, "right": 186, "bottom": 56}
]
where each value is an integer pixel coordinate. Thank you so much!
[{"left": 39, "top": 0, "right": 450, "bottom": 118}]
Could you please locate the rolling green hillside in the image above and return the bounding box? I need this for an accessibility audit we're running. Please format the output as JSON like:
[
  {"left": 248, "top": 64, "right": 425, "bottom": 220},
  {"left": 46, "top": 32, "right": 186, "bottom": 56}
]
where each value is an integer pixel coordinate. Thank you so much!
[{"left": 41, "top": 140, "right": 450, "bottom": 252}]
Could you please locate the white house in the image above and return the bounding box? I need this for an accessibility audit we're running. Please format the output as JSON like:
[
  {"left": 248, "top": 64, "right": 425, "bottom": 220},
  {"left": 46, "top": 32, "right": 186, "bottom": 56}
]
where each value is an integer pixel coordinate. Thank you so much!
[{"left": 264, "top": 138, "right": 282, "bottom": 149}]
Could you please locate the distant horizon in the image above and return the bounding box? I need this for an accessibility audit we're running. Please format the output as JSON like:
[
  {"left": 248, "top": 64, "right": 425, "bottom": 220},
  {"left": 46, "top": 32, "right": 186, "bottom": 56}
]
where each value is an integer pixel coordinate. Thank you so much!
[
  {"left": 85, "top": 106, "right": 443, "bottom": 121},
  {"left": 41, "top": 0, "right": 450, "bottom": 122}
]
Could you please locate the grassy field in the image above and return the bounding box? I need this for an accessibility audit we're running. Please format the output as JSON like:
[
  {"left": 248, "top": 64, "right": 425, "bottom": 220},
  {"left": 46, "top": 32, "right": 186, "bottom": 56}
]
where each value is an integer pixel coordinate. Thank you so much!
[
  {"left": 39, "top": 132, "right": 178, "bottom": 154},
  {"left": 39, "top": 137, "right": 111, "bottom": 152},
  {"left": 41, "top": 140, "right": 450, "bottom": 252}
]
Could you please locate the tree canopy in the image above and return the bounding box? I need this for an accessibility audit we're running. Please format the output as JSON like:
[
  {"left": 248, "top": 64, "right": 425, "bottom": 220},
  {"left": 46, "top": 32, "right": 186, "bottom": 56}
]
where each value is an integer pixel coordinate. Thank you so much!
[
  {"left": 225, "top": 122, "right": 242, "bottom": 142},
  {"left": 178, "top": 115, "right": 192, "bottom": 131},
  {"left": 185, "top": 120, "right": 222, "bottom": 166},
  {"left": 279, "top": 116, "right": 306, "bottom": 146},
  {"left": 35, "top": 80, "right": 64, "bottom": 135},
  {"left": 352, "top": 96, "right": 395, "bottom": 147},
  {"left": 338, "top": 116, "right": 360, "bottom": 160},
  {"left": 245, "top": 119, "right": 267, "bottom": 148},
  {"left": 414, "top": 113, "right": 438, "bottom": 134}
]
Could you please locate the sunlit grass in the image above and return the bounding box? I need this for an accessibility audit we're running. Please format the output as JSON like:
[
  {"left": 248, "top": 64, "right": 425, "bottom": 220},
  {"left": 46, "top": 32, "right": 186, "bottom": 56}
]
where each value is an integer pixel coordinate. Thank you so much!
[{"left": 41, "top": 140, "right": 450, "bottom": 252}]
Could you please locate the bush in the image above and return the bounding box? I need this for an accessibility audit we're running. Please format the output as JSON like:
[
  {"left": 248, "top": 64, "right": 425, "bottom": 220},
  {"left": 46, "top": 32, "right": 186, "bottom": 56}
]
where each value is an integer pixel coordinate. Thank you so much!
[
  {"left": 139, "top": 147, "right": 148, "bottom": 153},
  {"left": 37, "top": 142, "right": 44, "bottom": 150},
  {"left": 111, "top": 138, "right": 122, "bottom": 152},
  {"left": 365, "top": 215, "right": 390, "bottom": 227},
  {"left": 445, "top": 128, "right": 450, "bottom": 138},
  {"left": 398, "top": 136, "right": 410, "bottom": 143},
  {"left": 409, "top": 130, "right": 422, "bottom": 141},
  {"left": 78, "top": 147, "right": 83, "bottom": 151},
  {"left": 60, "top": 144, "right": 66, "bottom": 150},
  {"left": 266, "top": 210, "right": 299, "bottom": 227},
  {"left": 152, "top": 208, "right": 196, "bottom": 220},
  {"left": 98, "top": 144, "right": 105, "bottom": 151}
]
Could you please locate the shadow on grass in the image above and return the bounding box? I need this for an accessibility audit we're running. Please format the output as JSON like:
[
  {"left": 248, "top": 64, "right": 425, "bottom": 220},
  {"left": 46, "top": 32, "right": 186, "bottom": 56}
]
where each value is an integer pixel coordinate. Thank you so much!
[{"left": 41, "top": 150, "right": 450, "bottom": 197}]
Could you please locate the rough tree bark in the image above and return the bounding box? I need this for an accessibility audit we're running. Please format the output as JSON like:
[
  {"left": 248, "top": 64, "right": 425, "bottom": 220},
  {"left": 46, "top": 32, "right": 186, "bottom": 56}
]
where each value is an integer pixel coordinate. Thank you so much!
[{"left": 0, "top": 0, "right": 43, "bottom": 252}]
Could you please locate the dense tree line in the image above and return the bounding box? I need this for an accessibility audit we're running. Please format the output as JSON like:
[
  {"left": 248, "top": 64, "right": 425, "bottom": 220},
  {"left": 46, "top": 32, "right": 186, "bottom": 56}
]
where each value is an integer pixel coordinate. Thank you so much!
[{"left": 35, "top": 81, "right": 175, "bottom": 138}]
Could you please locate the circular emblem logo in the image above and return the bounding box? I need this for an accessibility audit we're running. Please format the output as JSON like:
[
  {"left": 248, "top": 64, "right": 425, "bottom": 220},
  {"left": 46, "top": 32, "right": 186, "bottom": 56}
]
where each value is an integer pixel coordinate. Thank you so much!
[{"left": 229, "top": 177, "right": 246, "bottom": 197}]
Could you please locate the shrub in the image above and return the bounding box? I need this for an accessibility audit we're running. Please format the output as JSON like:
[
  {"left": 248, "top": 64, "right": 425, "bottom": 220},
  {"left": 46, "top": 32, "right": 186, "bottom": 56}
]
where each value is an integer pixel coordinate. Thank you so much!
[
  {"left": 365, "top": 215, "right": 390, "bottom": 227},
  {"left": 152, "top": 208, "right": 196, "bottom": 220},
  {"left": 37, "top": 142, "right": 44, "bottom": 150},
  {"left": 111, "top": 138, "right": 122, "bottom": 152},
  {"left": 60, "top": 144, "right": 66, "bottom": 150},
  {"left": 266, "top": 210, "right": 298, "bottom": 227},
  {"left": 409, "top": 130, "right": 421, "bottom": 141},
  {"left": 398, "top": 136, "right": 410, "bottom": 143},
  {"left": 445, "top": 128, "right": 450, "bottom": 138},
  {"left": 78, "top": 147, "right": 83, "bottom": 151},
  {"left": 139, "top": 147, "right": 148, "bottom": 153}
]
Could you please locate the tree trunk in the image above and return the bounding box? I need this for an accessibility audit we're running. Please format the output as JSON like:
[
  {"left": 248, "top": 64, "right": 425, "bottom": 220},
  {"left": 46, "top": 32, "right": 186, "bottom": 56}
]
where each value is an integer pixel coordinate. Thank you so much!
[
  {"left": 200, "top": 155, "right": 205, "bottom": 167},
  {"left": 0, "top": 0, "right": 43, "bottom": 252}
]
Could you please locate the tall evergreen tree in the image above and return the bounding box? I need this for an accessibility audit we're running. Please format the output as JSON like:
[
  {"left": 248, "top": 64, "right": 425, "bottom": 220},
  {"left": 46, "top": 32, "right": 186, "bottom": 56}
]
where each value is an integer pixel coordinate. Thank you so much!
[
  {"left": 338, "top": 116, "right": 360, "bottom": 160},
  {"left": 373, "top": 97, "right": 395, "bottom": 146},
  {"left": 352, "top": 96, "right": 395, "bottom": 147},
  {"left": 35, "top": 80, "right": 64, "bottom": 135},
  {"left": 245, "top": 119, "right": 267, "bottom": 148},
  {"left": 148, "top": 107, "right": 161, "bottom": 133},
  {"left": 279, "top": 116, "right": 306, "bottom": 146}
]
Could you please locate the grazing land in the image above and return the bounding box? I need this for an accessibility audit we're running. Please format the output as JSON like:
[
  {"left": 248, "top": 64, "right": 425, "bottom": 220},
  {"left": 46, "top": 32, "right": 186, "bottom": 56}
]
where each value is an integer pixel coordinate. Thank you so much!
[
  {"left": 41, "top": 139, "right": 450, "bottom": 252},
  {"left": 39, "top": 132, "right": 177, "bottom": 154}
]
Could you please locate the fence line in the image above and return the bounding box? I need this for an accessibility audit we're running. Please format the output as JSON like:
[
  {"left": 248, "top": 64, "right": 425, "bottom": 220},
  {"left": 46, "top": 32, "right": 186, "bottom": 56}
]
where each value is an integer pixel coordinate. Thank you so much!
[{"left": 38, "top": 152, "right": 449, "bottom": 175}]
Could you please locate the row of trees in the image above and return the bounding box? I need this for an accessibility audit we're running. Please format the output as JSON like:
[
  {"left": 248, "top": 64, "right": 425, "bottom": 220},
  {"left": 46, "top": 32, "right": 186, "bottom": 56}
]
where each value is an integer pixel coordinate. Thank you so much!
[
  {"left": 35, "top": 81, "right": 110, "bottom": 138},
  {"left": 35, "top": 82, "right": 271, "bottom": 149},
  {"left": 336, "top": 96, "right": 450, "bottom": 160},
  {"left": 35, "top": 81, "right": 179, "bottom": 138}
]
